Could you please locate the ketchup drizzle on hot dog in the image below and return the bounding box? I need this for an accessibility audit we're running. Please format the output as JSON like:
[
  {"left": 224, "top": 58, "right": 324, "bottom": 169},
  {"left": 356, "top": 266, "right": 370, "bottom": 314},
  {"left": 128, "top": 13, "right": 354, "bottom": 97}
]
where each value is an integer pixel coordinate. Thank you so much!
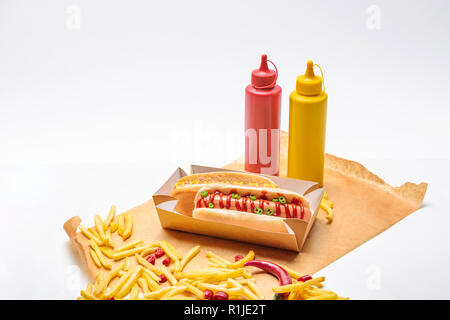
[
  {"left": 226, "top": 195, "right": 232, "bottom": 209},
  {"left": 300, "top": 202, "right": 304, "bottom": 219},
  {"left": 218, "top": 193, "right": 224, "bottom": 208},
  {"left": 292, "top": 204, "right": 298, "bottom": 218},
  {"left": 242, "top": 197, "right": 248, "bottom": 212},
  {"left": 235, "top": 199, "right": 242, "bottom": 211},
  {"left": 196, "top": 192, "right": 306, "bottom": 220},
  {"left": 284, "top": 205, "right": 291, "bottom": 218},
  {"left": 275, "top": 202, "right": 281, "bottom": 216}
]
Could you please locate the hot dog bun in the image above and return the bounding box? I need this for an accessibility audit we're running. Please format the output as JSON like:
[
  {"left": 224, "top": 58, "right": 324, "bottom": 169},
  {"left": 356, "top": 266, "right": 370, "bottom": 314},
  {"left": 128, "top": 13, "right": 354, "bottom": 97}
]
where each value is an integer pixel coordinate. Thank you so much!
[
  {"left": 192, "top": 208, "right": 288, "bottom": 233},
  {"left": 171, "top": 172, "right": 278, "bottom": 216},
  {"left": 192, "top": 184, "right": 311, "bottom": 232}
]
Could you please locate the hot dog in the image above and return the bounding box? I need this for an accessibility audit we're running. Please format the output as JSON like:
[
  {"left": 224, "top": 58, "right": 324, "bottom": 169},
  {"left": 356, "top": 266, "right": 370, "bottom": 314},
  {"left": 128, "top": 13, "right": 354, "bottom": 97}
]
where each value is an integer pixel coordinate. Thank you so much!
[
  {"left": 192, "top": 184, "right": 311, "bottom": 233},
  {"left": 171, "top": 172, "right": 278, "bottom": 216}
]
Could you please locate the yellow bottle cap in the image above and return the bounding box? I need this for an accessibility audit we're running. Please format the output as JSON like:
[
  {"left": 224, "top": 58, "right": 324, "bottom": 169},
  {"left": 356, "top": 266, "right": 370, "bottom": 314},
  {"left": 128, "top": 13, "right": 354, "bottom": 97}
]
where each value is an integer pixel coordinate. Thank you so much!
[{"left": 296, "top": 60, "right": 323, "bottom": 96}]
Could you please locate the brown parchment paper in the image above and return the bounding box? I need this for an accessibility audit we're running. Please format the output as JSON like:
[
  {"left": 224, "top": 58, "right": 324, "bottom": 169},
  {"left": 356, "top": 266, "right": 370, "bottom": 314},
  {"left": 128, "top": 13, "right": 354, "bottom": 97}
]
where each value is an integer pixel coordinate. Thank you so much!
[{"left": 64, "top": 130, "right": 427, "bottom": 299}]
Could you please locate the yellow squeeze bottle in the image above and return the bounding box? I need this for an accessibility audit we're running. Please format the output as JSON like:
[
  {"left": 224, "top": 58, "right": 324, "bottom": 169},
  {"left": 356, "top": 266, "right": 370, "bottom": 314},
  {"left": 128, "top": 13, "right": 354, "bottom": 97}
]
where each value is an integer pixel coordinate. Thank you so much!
[{"left": 287, "top": 60, "right": 328, "bottom": 186}]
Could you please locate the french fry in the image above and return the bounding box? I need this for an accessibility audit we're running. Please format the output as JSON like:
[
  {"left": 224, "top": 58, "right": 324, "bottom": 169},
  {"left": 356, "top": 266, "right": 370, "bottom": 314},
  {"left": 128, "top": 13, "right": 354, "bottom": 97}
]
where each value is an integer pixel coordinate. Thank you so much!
[
  {"left": 274, "top": 263, "right": 303, "bottom": 280},
  {"left": 137, "top": 277, "right": 150, "bottom": 294},
  {"left": 180, "top": 246, "right": 200, "bottom": 270},
  {"left": 118, "top": 215, "right": 125, "bottom": 236},
  {"left": 105, "top": 228, "right": 114, "bottom": 248},
  {"left": 209, "top": 262, "right": 221, "bottom": 268},
  {"left": 89, "top": 249, "right": 102, "bottom": 268},
  {"left": 320, "top": 201, "right": 334, "bottom": 223},
  {"left": 228, "top": 250, "right": 254, "bottom": 269},
  {"left": 95, "top": 263, "right": 123, "bottom": 296},
  {"left": 163, "top": 240, "right": 182, "bottom": 259},
  {"left": 142, "top": 271, "right": 160, "bottom": 291},
  {"left": 177, "top": 268, "right": 245, "bottom": 282},
  {"left": 307, "top": 293, "right": 338, "bottom": 300},
  {"left": 86, "top": 282, "right": 94, "bottom": 294},
  {"left": 170, "top": 260, "right": 181, "bottom": 273},
  {"left": 169, "top": 295, "right": 198, "bottom": 300},
  {"left": 116, "top": 240, "right": 143, "bottom": 253},
  {"left": 128, "top": 284, "right": 140, "bottom": 300},
  {"left": 287, "top": 290, "right": 297, "bottom": 300},
  {"left": 103, "top": 269, "right": 133, "bottom": 299},
  {"left": 89, "top": 240, "right": 111, "bottom": 269},
  {"left": 321, "top": 198, "right": 333, "bottom": 209},
  {"left": 79, "top": 225, "right": 103, "bottom": 246},
  {"left": 321, "top": 191, "right": 334, "bottom": 223},
  {"left": 227, "top": 278, "right": 258, "bottom": 300},
  {"left": 208, "top": 256, "right": 228, "bottom": 268},
  {"left": 161, "top": 265, "right": 177, "bottom": 285},
  {"left": 160, "top": 286, "right": 187, "bottom": 300},
  {"left": 80, "top": 290, "right": 97, "bottom": 300},
  {"left": 179, "top": 280, "right": 204, "bottom": 299},
  {"left": 206, "top": 251, "right": 231, "bottom": 265},
  {"left": 112, "top": 244, "right": 154, "bottom": 260},
  {"left": 246, "top": 279, "right": 264, "bottom": 300},
  {"left": 99, "top": 246, "right": 114, "bottom": 259},
  {"left": 243, "top": 269, "right": 253, "bottom": 279},
  {"left": 196, "top": 283, "right": 244, "bottom": 296},
  {"left": 123, "top": 257, "right": 131, "bottom": 271},
  {"left": 144, "top": 287, "right": 172, "bottom": 300},
  {"left": 94, "top": 214, "right": 107, "bottom": 243},
  {"left": 94, "top": 272, "right": 105, "bottom": 292},
  {"left": 305, "top": 288, "right": 335, "bottom": 296},
  {"left": 135, "top": 254, "right": 162, "bottom": 275},
  {"left": 116, "top": 266, "right": 142, "bottom": 298},
  {"left": 196, "top": 282, "right": 228, "bottom": 292},
  {"left": 122, "top": 213, "right": 133, "bottom": 240},
  {"left": 104, "top": 205, "right": 116, "bottom": 228},
  {"left": 110, "top": 222, "right": 118, "bottom": 233},
  {"left": 88, "top": 228, "right": 102, "bottom": 242},
  {"left": 140, "top": 247, "right": 158, "bottom": 258},
  {"left": 272, "top": 277, "right": 326, "bottom": 294},
  {"left": 159, "top": 240, "right": 179, "bottom": 263}
]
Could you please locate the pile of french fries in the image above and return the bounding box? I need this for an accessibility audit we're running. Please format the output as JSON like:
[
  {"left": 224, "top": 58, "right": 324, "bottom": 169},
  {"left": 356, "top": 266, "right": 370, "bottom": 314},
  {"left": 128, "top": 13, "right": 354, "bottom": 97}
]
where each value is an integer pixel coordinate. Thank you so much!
[
  {"left": 77, "top": 205, "right": 347, "bottom": 300},
  {"left": 320, "top": 191, "right": 334, "bottom": 223}
]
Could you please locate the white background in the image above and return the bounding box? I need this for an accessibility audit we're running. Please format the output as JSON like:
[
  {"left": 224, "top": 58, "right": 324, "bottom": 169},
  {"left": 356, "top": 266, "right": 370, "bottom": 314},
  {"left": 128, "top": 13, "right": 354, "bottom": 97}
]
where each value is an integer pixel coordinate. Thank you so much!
[{"left": 1, "top": 0, "right": 449, "bottom": 299}]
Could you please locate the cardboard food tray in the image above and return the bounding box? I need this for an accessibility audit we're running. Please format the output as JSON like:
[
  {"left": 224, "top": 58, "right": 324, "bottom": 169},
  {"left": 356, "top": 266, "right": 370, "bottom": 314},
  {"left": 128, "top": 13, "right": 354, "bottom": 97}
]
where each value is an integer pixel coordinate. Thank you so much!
[{"left": 153, "top": 165, "right": 324, "bottom": 252}]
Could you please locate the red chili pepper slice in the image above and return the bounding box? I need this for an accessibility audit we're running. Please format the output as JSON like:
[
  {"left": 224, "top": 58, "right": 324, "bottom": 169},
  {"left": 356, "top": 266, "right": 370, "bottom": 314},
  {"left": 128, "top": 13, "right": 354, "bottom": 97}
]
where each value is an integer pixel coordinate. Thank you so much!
[{"left": 244, "top": 259, "right": 292, "bottom": 300}]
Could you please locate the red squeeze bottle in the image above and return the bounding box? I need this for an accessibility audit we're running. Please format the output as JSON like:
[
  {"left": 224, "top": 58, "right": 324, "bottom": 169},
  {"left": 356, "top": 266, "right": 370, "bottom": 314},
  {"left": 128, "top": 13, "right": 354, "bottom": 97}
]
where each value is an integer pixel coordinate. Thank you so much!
[{"left": 245, "top": 54, "right": 281, "bottom": 176}]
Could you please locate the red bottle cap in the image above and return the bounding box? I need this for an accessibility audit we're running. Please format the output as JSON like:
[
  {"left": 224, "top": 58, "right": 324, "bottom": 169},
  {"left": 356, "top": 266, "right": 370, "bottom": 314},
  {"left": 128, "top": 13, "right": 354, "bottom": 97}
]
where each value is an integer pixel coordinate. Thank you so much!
[{"left": 251, "top": 54, "right": 278, "bottom": 89}]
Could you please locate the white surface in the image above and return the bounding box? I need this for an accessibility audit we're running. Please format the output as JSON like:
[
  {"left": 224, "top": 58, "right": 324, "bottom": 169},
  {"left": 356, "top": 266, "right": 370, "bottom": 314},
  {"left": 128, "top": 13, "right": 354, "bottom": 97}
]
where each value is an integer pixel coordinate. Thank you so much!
[{"left": 1, "top": 0, "right": 449, "bottom": 299}]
